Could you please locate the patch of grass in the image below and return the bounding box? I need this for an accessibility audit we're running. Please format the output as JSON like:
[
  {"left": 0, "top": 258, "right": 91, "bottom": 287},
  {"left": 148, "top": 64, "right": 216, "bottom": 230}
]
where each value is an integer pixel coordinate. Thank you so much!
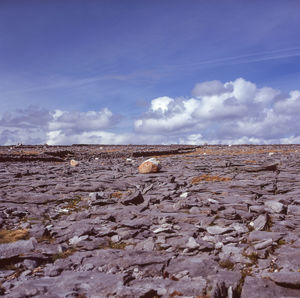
[
  {"left": 243, "top": 251, "right": 259, "bottom": 264},
  {"left": 110, "top": 191, "right": 123, "bottom": 199},
  {"left": 191, "top": 174, "right": 232, "bottom": 184},
  {"left": 37, "top": 230, "right": 56, "bottom": 244},
  {"left": 170, "top": 290, "right": 183, "bottom": 297},
  {"left": 277, "top": 239, "right": 286, "bottom": 246},
  {"left": 219, "top": 259, "right": 235, "bottom": 270},
  {"left": 99, "top": 240, "right": 127, "bottom": 250},
  {"left": 0, "top": 229, "right": 29, "bottom": 244},
  {"left": 64, "top": 196, "right": 82, "bottom": 209},
  {"left": 51, "top": 247, "right": 77, "bottom": 262}
]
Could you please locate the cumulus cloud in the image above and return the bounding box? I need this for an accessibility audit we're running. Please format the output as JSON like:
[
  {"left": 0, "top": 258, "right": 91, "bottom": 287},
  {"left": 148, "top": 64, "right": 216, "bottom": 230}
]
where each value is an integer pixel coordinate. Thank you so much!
[
  {"left": 48, "top": 108, "right": 117, "bottom": 133},
  {"left": 0, "top": 106, "right": 121, "bottom": 145},
  {"left": 135, "top": 78, "right": 300, "bottom": 144},
  {"left": 0, "top": 106, "right": 51, "bottom": 145},
  {"left": 46, "top": 130, "right": 131, "bottom": 145},
  {"left": 1, "top": 78, "right": 300, "bottom": 145},
  {"left": 192, "top": 80, "right": 231, "bottom": 97}
]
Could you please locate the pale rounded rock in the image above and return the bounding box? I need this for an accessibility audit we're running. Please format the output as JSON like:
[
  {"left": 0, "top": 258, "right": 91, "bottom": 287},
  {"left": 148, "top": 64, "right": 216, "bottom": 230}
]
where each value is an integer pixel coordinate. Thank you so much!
[
  {"left": 70, "top": 159, "right": 79, "bottom": 167},
  {"left": 138, "top": 158, "right": 161, "bottom": 174}
]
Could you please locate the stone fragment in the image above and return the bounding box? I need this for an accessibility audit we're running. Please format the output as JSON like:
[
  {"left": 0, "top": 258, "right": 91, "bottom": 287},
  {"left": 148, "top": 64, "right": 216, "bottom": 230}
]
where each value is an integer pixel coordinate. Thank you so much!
[
  {"left": 287, "top": 205, "right": 300, "bottom": 215},
  {"left": 189, "top": 206, "right": 201, "bottom": 214},
  {"left": 207, "top": 226, "right": 234, "bottom": 235},
  {"left": 231, "top": 223, "right": 248, "bottom": 234},
  {"left": 111, "top": 235, "right": 121, "bottom": 243},
  {"left": 153, "top": 223, "right": 174, "bottom": 234},
  {"left": 0, "top": 237, "right": 37, "bottom": 260},
  {"left": 241, "top": 276, "right": 300, "bottom": 298},
  {"left": 264, "top": 201, "right": 284, "bottom": 213},
  {"left": 138, "top": 158, "right": 161, "bottom": 174},
  {"left": 186, "top": 237, "right": 199, "bottom": 249},
  {"left": 70, "top": 159, "right": 79, "bottom": 167},
  {"left": 248, "top": 231, "right": 285, "bottom": 242},
  {"left": 69, "top": 235, "right": 89, "bottom": 246},
  {"left": 251, "top": 214, "right": 268, "bottom": 231},
  {"left": 135, "top": 237, "right": 155, "bottom": 251},
  {"left": 266, "top": 271, "right": 300, "bottom": 288},
  {"left": 122, "top": 190, "right": 144, "bottom": 205},
  {"left": 253, "top": 238, "right": 273, "bottom": 250}
]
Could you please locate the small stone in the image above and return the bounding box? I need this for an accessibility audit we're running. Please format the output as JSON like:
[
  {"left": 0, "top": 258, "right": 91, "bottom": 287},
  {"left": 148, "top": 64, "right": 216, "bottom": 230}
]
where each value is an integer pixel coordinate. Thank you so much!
[
  {"left": 215, "top": 242, "right": 224, "bottom": 249},
  {"left": 287, "top": 205, "right": 300, "bottom": 216},
  {"left": 189, "top": 206, "right": 200, "bottom": 214},
  {"left": 153, "top": 223, "right": 174, "bottom": 234},
  {"left": 252, "top": 214, "right": 268, "bottom": 231},
  {"left": 180, "top": 192, "right": 188, "bottom": 198},
  {"left": 70, "top": 159, "right": 79, "bottom": 167},
  {"left": 82, "top": 263, "right": 95, "bottom": 271},
  {"left": 254, "top": 239, "right": 273, "bottom": 250},
  {"left": 122, "top": 190, "right": 144, "bottom": 205},
  {"left": 186, "top": 237, "right": 199, "bottom": 249},
  {"left": 138, "top": 158, "right": 161, "bottom": 174},
  {"left": 69, "top": 235, "right": 89, "bottom": 245},
  {"left": 208, "top": 198, "right": 218, "bottom": 203},
  {"left": 264, "top": 201, "right": 284, "bottom": 213},
  {"left": 111, "top": 235, "right": 121, "bottom": 243},
  {"left": 207, "top": 226, "right": 233, "bottom": 235},
  {"left": 266, "top": 272, "right": 300, "bottom": 288}
]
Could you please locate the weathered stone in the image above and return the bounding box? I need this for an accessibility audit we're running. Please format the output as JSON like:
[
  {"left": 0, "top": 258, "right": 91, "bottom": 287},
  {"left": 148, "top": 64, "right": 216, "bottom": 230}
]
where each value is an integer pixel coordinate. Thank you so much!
[
  {"left": 248, "top": 231, "right": 285, "bottom": 242},
  {"left": 251, "top": 214, "right": 268, "bottom": 231},
  {"left": 0, "top": 237, "right": 37, "bottom": 260},
  {"left": 287, "top": 205, "right": 300, "bottom": 215},
  {"left": 186, "top": 237, "right": 199, "bottom": 249},
  {"left": 241, "top": 276, "right": 300, "bottom": 298},
  {"left": 253, "top": 238, "right": 273, "bottom": 250},
  {"left": 265, "top": 272, "right": 300, "bottom": 288},
  {"left": 264, "top": 200, "right": 284, "bottom": 213},
  {"left": 70, "top": 159, "right": 79, "bottom": 167},
  {"left": 207, "top": 226, "right": 234, "bottom": 235},
  {"left": 122, "top": 190, "right": 144, "bottom": 205},
  {"left": 138, "top": 158, "right": 161, "bottom": 174}
]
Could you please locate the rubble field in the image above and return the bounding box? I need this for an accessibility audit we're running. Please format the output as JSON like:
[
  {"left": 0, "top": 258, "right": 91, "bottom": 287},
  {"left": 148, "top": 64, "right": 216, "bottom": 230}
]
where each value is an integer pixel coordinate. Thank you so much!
[{"left": 0, "top": 144, "right": 300, "bottom": 297}]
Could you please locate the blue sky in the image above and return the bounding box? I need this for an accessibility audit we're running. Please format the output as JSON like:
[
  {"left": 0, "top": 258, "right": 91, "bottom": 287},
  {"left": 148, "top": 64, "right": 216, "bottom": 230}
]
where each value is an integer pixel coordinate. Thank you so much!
[{"left": 1, "top": 0, "right": 300, "bottom": 145}]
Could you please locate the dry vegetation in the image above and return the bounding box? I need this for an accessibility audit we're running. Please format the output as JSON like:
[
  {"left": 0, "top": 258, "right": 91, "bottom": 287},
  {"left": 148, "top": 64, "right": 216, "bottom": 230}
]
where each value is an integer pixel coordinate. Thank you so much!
[
  {"left": 191, "top": 174, "right": 232, "bottom": 184},
  {"left": 0, "top": 229, "right": 29, "bottom": 244}
]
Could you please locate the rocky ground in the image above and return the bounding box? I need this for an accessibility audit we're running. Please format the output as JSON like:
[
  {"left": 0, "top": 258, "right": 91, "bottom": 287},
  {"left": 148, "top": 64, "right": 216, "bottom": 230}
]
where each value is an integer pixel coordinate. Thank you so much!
[{"left": 0, "top": 144, "right": 300, "bottom": 298}]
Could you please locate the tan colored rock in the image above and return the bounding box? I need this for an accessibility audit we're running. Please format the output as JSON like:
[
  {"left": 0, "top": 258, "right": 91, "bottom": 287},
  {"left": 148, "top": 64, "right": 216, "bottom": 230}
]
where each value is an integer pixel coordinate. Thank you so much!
[
  {"left": 70, "top": 159, "right": 79, "bottom": 167},
  {"left": 138, "top": 158, "right": 161, "bottom": 174}
]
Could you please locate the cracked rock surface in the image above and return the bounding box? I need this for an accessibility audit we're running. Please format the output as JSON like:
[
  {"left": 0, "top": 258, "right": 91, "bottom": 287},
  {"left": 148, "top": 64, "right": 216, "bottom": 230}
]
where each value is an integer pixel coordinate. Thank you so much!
[{"left": 0, "top": 144, "right": 300, "bottom": 297}]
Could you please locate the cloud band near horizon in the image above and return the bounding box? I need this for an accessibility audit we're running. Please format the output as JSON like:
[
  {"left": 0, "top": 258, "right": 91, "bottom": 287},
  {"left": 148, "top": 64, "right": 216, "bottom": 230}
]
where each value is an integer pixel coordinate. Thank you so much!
[{"left": 1, "top": 78, "right": 300, "bottom": 146}]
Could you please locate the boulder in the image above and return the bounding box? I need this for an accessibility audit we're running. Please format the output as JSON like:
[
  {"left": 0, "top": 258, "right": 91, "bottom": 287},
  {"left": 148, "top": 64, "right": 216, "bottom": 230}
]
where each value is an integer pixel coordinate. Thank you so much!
[{"left": 138, "top": 158, "right": 161, "bottom": 174}]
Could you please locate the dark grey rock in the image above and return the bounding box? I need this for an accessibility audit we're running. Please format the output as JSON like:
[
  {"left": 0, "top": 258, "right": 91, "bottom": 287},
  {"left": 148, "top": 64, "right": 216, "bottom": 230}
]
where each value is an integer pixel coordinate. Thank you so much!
[
  {"left": 251, "top": 214, "right": 268, "bottom": 231},
  {"left": 0, "top": 237, "right": 37, "bottom": 260},
  {"left": 122, "top": 190, "right": 144, "bottom": 205},
  {"left": 241, "top": 276, "right": 300, "bottom": 298},
  {"left": 287, "top": 205, "right": 300, "bottom": 216}
]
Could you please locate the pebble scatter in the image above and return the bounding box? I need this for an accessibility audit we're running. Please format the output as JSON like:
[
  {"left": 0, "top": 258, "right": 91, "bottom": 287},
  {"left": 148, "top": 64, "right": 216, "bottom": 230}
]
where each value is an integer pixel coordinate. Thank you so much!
[{"left": 0, "top": 144, "right": 300, "bottom": 297}]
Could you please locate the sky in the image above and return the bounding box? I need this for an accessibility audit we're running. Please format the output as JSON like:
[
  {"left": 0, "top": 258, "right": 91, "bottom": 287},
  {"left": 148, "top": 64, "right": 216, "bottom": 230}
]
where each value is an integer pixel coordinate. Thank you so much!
[{"left": 1, "top": 0, "right": 300, "bottom": 145}]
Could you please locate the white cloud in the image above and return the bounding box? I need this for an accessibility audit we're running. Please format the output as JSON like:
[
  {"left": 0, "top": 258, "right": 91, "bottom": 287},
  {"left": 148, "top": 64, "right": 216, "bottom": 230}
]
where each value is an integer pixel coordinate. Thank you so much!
[
  {"left": 46, "top": 130, "right": 131, "bottom": 145},
  {"left": 192, "top": 80, "right": 231, "bottom": 97},
  {"left": 48, "top": 108, "right": 116, "bottom": 133},
  {"left": 134, "top": 78, "right": 300, "bottom": 144},
  {"left": 0, "top": 106, "right": 120, "bottom": 145},
  {"left": 150, "top": 96, "right": 174, "bottom": 114},
  {"left": 1, "top": 78, "right": 300, "bottom": 145}
]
